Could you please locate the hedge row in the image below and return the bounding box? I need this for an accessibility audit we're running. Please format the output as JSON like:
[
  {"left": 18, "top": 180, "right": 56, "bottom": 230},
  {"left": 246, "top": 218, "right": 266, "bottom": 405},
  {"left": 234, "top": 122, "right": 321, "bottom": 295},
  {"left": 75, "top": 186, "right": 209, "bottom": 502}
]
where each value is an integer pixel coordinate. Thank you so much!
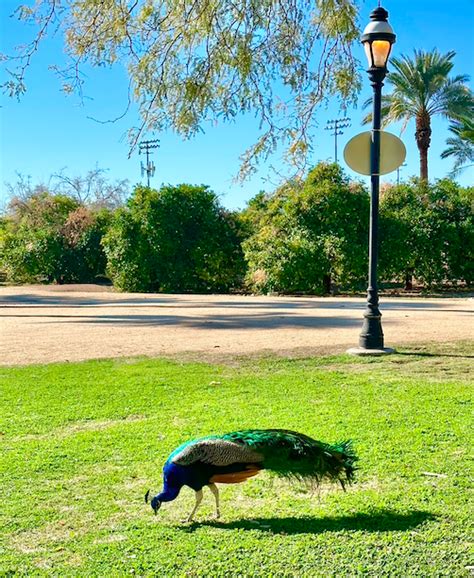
[{"left": 1, "top": 164, "right": 472, "bottom": 293}]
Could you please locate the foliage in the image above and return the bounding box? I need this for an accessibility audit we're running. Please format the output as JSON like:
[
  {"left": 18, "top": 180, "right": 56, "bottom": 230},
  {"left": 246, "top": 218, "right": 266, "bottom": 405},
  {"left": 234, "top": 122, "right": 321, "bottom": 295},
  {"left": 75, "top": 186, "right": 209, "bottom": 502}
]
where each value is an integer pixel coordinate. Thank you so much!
[
  {"left": 379, "top": 179, "right": 474, "bottom": 287},
  {"left": 1, "top": 345, "right": 472, "bottom": 575},
  {"left": 2, "top": 168, "right": 472, "bottom": 293},
  {"left": 3, "top": 0, "right": 361, "bottom": 177},
  {"left": 363, "top": 49, "right": 474, "bottom": 180},
  {"left": 243, "top": 163, "right": 369, "bottom": 294},
  {"left": 102, "top": 184, "right": 246, "bottom": 292},
  {"left": 244, "top": 224, "right": 328, "bottom": 294},
  {"left": 0, "top": 192, "right": 111, "bottom": 283},
  {"left": 441, "top": 117, "right": 474, "bottom": 177}
]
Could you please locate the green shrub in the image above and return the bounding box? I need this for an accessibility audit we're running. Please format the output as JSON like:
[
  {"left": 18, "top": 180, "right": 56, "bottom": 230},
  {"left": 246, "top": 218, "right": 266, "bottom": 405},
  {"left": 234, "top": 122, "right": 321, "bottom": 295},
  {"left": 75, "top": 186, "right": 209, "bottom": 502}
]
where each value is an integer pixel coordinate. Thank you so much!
[
  {"left": 0, "top": 192, "right": 110, "bottom": 283},
  {"left": 380, "top": 179, "right": 474, "bottom": 287},
  {"left": 243, "top": 163, "right": 369, "bottom": 294},
  {"left": 102, "top": 184, "right": 246, "bottom": 292}
]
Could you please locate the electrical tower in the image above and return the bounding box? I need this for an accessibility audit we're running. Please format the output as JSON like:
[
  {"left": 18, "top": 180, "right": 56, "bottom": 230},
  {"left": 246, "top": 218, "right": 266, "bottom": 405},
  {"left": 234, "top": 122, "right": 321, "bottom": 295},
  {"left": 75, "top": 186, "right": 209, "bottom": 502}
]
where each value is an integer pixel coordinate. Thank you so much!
[
  {"left": 325, "top": 118, "right": 351, "bottom": 164},
  {"left": 139, "top": 139, "right": 160, "bottom": 187}
]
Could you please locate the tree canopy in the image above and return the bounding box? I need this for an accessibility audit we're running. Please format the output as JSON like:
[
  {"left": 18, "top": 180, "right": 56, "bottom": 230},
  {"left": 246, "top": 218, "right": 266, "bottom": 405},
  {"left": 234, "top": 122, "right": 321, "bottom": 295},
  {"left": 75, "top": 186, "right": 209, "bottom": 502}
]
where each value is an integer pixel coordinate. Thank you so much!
[
  {"left": 379, "top": 179, "right": 474, "bottom": 287},
  {"left": 441, "top": 117, "right": 474, "bottom": 177},
  {"left": 3, "top": 0, "right": 361, "bottom": 177},
  {"left": 102, "top": 183, "right": 246, "bottom": 292},
  {"left": 1, "top": 168, "right": 472, "bottom": 291},
  {"left": 1, "top": 191, "right": 110, "bottom": 283},
  {"left": 242, "top": 162, "right": 369, "bottom": 294}
]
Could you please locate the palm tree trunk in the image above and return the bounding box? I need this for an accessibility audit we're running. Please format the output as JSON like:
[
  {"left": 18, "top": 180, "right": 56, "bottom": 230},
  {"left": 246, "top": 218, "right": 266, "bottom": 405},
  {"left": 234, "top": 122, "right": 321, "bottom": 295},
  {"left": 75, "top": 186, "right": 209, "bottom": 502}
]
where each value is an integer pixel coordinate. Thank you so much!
[
  {"left": 415, "top": 112, "right": 432, "bottom": 181},
  {"left": 419, "top": 146, "right": 429, "bottom": 181}
]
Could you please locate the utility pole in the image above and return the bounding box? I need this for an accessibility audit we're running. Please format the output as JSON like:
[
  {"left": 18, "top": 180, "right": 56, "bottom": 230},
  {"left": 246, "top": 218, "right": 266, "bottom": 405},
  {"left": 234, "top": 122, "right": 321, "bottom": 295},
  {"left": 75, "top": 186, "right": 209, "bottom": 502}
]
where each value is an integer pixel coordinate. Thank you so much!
[
  {"left": 396, "top": 162, "right": 407, "bottom": 185},
  {"left": 325, "top": 118, "right": 351, "bottom": 164},
  {"left": 139, "top": 139, "right": 160, "bottom": 187}
]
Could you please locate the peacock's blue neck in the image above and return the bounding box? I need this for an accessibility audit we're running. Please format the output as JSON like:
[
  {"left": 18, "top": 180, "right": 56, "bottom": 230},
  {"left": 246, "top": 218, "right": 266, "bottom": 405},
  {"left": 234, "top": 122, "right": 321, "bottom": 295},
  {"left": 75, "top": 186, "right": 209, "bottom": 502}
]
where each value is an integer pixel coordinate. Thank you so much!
[
  {"left": 160, "top": 460, "right": 208, "bottom": 493},
  {"left": 157, "top": 484, "right": 181, "bottom": 502},
  {"left": 155, "top": 461, "right": 191, "bottom": 502}
]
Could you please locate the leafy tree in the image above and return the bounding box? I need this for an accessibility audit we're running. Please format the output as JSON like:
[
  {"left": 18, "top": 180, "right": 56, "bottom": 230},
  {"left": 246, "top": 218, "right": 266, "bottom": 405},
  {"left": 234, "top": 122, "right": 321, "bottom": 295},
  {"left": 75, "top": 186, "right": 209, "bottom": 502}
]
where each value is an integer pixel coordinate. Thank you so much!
[
  {"left": 239, "top": 180, "right": 303, "bottom": 237},
  {"left": 379, "top": 179, "right": 474, "bottom": 287},
  {"left": 244, "top": 224, "right": 328, "bottom": 294},
  {"left": 102, "top": 184, "right": 246, "bottom": 292},
  {"left": 0, "top": 192, "right": 110, "bottom": 283},
  {"left": 363, "top": 50, "right": 474, "bottom": 180},
  {"left": 441, "top": 117, "right": 474, "bottom": 177},
  {"left": 243, "top": 163, "right": 369, "bottom": 294},
  {"left": 3, "top": 0, "right": 361, "bottom": 177}
]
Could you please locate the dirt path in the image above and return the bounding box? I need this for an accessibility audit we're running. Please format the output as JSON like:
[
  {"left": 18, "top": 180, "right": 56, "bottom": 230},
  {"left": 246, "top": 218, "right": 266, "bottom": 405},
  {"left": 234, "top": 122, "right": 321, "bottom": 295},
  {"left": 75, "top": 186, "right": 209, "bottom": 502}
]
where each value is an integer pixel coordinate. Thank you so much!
[{"left": 0, "top": 285, "right": 472, "bottom": 365}]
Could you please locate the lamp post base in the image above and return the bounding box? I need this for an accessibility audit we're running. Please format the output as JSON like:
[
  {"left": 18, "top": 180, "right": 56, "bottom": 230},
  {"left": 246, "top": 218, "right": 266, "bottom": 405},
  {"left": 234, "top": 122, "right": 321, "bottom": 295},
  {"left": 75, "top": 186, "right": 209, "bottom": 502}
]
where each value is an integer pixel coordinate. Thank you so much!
[{"left": 347, "top": 346, "right": 395, "bottom": 356}]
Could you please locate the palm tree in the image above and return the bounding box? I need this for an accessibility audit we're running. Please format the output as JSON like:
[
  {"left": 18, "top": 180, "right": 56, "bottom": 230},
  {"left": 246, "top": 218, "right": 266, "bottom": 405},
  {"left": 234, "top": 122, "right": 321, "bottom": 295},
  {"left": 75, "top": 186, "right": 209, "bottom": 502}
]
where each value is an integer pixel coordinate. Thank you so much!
[
  {"left": 441, "top": 117, "right": 474, "bottom": 177},
  {"left": 363, "top": 49, "right": 474, "bottom": 180}
]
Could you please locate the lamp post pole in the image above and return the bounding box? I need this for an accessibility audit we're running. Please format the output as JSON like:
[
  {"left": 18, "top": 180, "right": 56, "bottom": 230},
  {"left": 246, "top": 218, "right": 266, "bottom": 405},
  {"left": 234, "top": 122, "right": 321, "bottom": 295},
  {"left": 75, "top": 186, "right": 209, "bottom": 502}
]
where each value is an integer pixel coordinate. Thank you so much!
[
  {"left": 350, "top": 5, "right": 396, "bottom": 355},
  {"left": 396, "top": 163, "right": 407, "bottom": 185},
  {"left": 360, "top": 67, "right": 385, "bottom": 349}
]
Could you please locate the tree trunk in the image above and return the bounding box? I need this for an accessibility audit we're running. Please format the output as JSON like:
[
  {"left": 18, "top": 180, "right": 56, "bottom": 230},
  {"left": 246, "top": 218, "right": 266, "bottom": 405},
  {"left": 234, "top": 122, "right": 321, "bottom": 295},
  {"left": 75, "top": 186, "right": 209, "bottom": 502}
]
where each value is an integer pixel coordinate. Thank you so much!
[
  {"left": 419, "top": 146, "right": 429, "bottom": 181},
  {"left": 415, "top": 111, "right": 431, "bottom": 181},
  {"left": 323, "top": 274, "right": 331, "bottom": 295}
]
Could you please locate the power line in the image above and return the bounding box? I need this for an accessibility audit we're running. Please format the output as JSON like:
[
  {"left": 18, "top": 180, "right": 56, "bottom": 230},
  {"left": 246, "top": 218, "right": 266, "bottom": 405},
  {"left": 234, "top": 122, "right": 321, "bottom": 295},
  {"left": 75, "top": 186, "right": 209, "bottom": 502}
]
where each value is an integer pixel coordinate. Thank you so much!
[
  {"left": 325, "top": 118, "right": 351, "bottom": 164},
  {"left": 139, "top": 139, "right": 160, "bottom": 187}
]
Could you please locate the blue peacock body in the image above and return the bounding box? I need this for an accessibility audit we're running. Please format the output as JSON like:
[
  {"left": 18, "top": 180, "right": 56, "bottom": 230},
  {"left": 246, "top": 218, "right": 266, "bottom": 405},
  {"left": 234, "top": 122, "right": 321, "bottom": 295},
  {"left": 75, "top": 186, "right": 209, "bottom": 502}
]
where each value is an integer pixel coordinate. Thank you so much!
[{"left": 146, "top": 429, "right": 357, "bottom": 521}]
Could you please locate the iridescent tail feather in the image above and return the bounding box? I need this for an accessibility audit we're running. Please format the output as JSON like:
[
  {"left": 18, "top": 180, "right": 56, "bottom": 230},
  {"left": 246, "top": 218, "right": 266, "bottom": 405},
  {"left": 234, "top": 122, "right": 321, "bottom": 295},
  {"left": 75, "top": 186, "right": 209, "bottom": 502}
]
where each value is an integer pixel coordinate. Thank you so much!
[{"left": 222, "top": 429, "right": 357, "bottom": 487}]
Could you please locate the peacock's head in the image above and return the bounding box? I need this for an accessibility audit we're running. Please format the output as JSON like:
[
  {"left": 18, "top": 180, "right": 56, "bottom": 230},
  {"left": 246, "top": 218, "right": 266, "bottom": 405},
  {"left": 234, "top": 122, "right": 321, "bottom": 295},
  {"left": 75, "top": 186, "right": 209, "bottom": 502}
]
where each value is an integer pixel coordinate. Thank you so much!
[{"left": 144, "top": 489, "right": 161, "bottom": 514}]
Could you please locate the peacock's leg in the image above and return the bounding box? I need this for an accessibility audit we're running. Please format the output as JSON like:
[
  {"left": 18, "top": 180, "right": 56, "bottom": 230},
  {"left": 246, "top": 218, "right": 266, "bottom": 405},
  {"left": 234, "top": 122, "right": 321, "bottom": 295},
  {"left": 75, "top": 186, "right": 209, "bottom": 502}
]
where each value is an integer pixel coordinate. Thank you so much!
[
  {"left": 208, "top": 483, "right": 220, "bottom": 519},
  {"left": 186, "top": 489, "right": 203, "bottom": 523}
]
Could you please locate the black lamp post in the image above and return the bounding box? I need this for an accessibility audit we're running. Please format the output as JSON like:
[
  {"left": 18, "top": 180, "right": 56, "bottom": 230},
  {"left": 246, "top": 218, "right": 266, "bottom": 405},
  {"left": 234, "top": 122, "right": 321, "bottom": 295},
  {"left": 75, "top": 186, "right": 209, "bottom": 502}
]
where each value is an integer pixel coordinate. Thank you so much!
[{"left": 357, "top": 5, "right": 396, "bottom": 353}]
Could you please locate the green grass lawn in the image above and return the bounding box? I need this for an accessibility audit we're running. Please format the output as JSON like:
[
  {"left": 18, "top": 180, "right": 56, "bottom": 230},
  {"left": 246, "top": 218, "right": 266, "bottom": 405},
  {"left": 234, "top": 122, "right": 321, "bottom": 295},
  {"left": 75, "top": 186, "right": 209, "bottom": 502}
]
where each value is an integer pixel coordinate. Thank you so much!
[{"left": 1, "top": 343, "right": 472, "bottom": 577}]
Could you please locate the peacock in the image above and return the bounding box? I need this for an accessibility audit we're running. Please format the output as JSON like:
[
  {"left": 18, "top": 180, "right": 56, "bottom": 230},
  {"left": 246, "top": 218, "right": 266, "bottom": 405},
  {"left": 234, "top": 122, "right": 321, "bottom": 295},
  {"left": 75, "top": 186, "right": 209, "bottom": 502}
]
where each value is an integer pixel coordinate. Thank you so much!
[{"left": 145, "top": 429, "right": 357, "bottom": 522}]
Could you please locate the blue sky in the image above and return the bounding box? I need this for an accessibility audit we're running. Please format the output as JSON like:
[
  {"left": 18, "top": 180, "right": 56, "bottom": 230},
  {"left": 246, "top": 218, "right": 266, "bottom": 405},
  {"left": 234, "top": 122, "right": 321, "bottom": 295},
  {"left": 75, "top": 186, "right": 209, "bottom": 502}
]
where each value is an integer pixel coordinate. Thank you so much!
[{"left": 1, "top": 0, "right": 473, "bottom": 212}]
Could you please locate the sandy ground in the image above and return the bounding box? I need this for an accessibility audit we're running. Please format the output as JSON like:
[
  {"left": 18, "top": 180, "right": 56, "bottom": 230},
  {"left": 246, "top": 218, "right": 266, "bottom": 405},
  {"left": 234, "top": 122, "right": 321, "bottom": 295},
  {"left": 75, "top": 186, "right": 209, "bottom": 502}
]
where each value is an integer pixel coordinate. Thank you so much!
[{"left": 0, "top": 284, "right": 472, "bottom": 365}]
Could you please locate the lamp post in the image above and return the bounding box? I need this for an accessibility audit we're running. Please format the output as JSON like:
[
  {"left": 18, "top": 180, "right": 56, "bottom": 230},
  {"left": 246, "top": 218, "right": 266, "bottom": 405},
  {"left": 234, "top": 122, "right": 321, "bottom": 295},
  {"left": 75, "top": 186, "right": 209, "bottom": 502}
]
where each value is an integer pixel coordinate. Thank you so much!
[
  {"left": 396, "top": 162, "right": 407, "bottom": 185},
  {"left": 355, "top": 5, "right": 396, "bottom": 354}
]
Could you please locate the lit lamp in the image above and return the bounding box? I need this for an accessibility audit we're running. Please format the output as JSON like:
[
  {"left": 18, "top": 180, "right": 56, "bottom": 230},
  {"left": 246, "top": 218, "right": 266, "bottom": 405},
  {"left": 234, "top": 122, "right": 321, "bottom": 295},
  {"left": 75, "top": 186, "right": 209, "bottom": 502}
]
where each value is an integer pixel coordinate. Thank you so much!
[
  {"left": 351, "top": 6, "right": 396, "bottom": 355},
  {"left": 361, "top": 7, "right": 396, "bottom": 76}
]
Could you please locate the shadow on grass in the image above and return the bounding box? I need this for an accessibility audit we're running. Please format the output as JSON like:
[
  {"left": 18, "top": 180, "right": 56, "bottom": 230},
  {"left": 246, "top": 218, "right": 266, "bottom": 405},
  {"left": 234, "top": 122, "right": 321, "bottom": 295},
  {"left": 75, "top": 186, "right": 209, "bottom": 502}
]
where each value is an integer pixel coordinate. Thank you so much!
[
  {"left": 183, "top": 510, "right": 436, "bottom": 535},
  {"left": 396, "top": 351, "right": 474, "bottom": 360}
]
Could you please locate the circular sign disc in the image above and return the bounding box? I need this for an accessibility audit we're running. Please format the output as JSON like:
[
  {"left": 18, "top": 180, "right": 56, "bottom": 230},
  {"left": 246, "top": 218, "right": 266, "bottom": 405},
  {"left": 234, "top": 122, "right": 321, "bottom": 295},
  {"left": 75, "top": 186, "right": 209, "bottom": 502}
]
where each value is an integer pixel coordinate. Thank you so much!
[{"left": 344, "top": 131, "right": 406, "bottom": 175}]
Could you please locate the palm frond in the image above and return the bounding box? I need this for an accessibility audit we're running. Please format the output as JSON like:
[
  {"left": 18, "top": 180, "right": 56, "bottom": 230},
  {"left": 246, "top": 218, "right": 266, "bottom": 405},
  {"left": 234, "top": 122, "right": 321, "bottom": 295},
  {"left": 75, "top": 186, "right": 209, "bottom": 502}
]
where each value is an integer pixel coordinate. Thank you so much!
[
  {"left": 441, "top": 117, "right": 474, "bottom": 176},
  {"left": 375, "top": 49, "right": 472, "bottom": 178}
]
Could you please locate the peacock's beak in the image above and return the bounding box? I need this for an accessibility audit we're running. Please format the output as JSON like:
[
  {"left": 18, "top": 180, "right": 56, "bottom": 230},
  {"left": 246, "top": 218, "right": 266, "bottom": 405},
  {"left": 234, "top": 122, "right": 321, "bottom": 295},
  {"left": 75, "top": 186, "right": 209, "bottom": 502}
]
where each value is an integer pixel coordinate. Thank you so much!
[
  {"left": 150, "top": 497, "right": 161, "bottom": 514},
  {"left": 145, "top": 490, "right": 161, "bottom": 514}
]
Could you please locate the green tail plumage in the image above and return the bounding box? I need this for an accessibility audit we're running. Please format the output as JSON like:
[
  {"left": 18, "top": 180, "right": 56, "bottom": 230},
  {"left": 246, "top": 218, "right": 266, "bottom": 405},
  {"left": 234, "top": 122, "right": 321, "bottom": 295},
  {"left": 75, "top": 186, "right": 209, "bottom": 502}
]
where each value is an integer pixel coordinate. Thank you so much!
[{"left": 222, "top": 429, "right": 357, "bottom": 488}]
